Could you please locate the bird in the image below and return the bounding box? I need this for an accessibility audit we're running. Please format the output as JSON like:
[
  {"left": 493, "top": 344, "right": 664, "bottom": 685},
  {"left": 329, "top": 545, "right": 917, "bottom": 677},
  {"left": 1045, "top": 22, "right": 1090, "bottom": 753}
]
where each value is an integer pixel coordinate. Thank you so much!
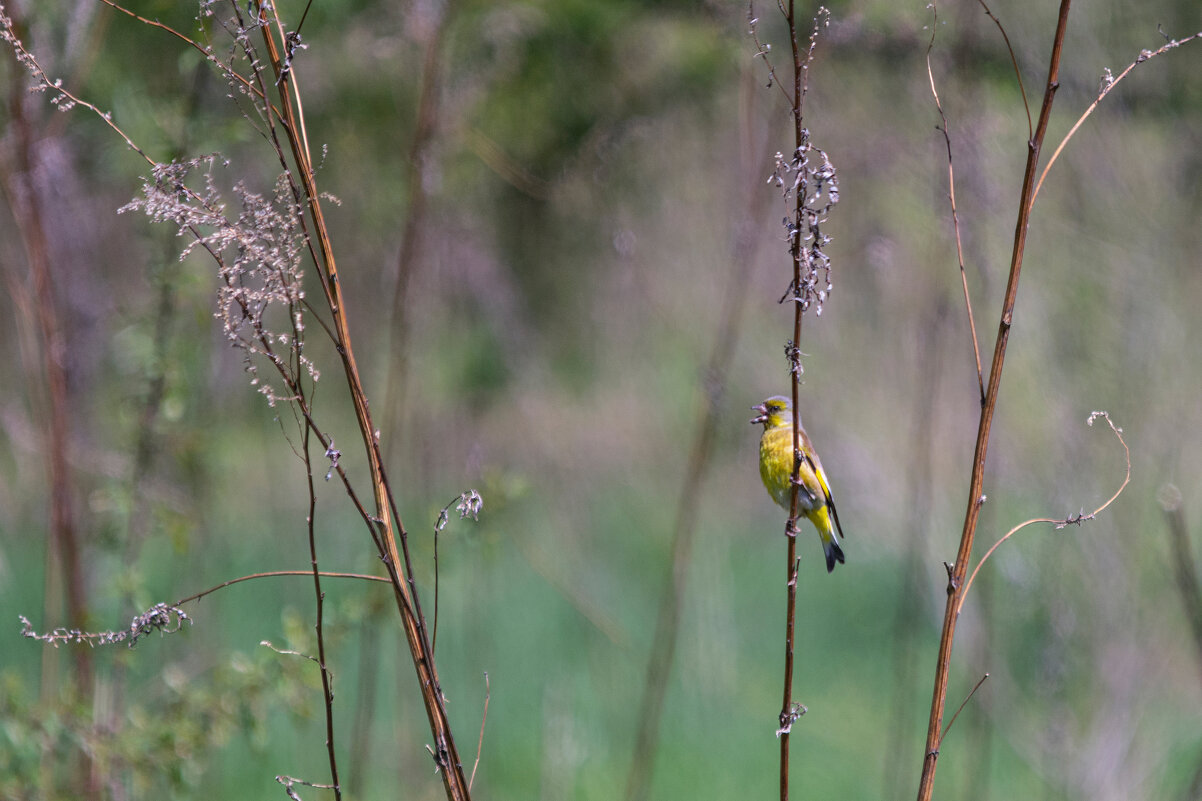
[{"left": 751, "top": 395, "right": 845, "bottom": 572}]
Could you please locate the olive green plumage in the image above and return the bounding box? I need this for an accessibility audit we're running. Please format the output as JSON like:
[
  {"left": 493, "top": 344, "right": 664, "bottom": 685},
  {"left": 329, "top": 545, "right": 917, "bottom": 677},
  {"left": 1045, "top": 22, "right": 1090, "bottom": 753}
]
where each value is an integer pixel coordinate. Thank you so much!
[{"left": 751, "top": 395, "right": 845, "bottom": 572}]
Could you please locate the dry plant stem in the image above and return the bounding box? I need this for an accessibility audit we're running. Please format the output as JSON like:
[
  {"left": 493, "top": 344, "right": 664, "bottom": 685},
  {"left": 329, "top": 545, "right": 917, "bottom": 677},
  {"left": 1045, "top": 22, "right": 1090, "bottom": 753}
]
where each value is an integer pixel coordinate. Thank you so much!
[
  {"left": 925, "top": 7, "right": 983, "bottom": 402},
  {"left": 941, "top": 673, "right": 989, "bottom": 742},
  {"left": 1159, "top": 488, "right": 1202, "bottom": 688},
  {"left": 303, "top": 424, "right": 342, "bottom": 800},
  {"left": 174, "top": 570, "right": 390, "bottom": 606},
  {"left": 96, "top": 0, "right": 283, "bottom": 122},
  {"left": 780, "top": 2, "right": 807, "bottom": 798},
  {"left": 975, "top": 0, "right": 1032, "bottom": 138},
  {"left": 4, "top": 6, "right": 467, "bottom": 794},
  {"left": 248, "top": 4, "right": 470, "bottom": 794},
  {"left": 2, "top": 23, "right": 94, "bottom": 793},
  {"left": 622, "top": 88, "right": 775, "bottom": 801},
  {"left": 916, "top": 3, "right": 1072, "bottom": 800},
  {"left": 431, "top": 493, "right": 467, "bottom": 653},
  {"left": 383, "top": 0, "right": 455, "bottom": 462},
  {"left": 882, "top": 302, "right": 948, "bottom": 801},
  {"left": 469, "top": 673, "right": 490, "bottom": 791},
  {"left": 1031, "top": 29, "right": 1202, "bottom": 205},
  {"left": 958, "top": 412, "right": 1129, "bottom": 609}
]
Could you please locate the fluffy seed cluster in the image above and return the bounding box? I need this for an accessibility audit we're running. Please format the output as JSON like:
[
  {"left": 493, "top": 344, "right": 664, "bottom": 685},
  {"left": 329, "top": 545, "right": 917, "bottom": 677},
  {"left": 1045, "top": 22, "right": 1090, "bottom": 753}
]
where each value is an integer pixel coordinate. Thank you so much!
[{"left": 122, "top": 157, "right": 319, "bottom": 406}]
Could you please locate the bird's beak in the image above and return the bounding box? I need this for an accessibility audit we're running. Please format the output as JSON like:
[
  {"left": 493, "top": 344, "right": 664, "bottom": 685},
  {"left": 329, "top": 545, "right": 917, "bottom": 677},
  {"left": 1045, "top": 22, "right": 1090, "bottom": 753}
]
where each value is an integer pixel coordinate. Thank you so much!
[{"left": 750, "top": 403, "right": 768, "bottom": 425}]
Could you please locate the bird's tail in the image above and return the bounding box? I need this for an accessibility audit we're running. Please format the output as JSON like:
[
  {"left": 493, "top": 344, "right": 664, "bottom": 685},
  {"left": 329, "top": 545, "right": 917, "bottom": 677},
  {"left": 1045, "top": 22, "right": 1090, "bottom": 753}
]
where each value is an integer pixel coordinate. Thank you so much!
[
  {"left": 811, "top": 506, "right": 845, "bottom": 573},
  {"left": 823, "top": 535, "right": 846, "bottom": 573}
]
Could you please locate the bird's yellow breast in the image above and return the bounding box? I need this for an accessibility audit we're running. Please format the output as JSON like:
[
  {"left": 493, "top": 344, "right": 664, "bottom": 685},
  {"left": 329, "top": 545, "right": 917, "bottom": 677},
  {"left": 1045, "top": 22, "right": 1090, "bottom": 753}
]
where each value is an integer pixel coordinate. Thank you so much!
[{"left": 759, "top": 426, "right": 821, "bottom": 512}]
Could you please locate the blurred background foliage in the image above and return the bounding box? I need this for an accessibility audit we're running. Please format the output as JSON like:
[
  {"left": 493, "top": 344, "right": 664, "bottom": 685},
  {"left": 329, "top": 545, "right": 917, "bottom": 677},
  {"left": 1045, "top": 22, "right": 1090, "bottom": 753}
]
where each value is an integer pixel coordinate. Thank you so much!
[{"left": 1, "top": 0, "right": 1201, "bottom": 798}]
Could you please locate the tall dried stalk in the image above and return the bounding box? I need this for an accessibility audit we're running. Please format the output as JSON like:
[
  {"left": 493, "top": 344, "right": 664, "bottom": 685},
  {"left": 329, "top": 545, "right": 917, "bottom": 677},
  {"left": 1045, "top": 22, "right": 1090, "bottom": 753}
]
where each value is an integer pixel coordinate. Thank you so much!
[
  {"left": 917, "top": 4, "right": 1201, "bottom": 796},
  {"left": 2, "top": 1, "right": 473, "bottom": 796},
  {"left": 241, "top": 5, "right": 472, "bottom": 796},
  {"left": 751, "top": 4, "right": 838, "bottom": 798},
  {"left": 915, "top": 3, "right": 1072, "bottom": 798},
  {"left": 622, "top": 70, "right": 775, "bottom": 801},
  {"left": 0, "top": 8, "right": 93, "bottom": 792}
]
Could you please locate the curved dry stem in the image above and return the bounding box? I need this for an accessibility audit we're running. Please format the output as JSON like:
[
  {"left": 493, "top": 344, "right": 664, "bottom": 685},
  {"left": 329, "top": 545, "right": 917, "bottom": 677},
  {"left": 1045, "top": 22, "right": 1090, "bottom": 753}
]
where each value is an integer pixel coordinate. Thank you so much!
[
  {"left": 748, "top": 4, "right": 794, "bottom": 109},
  {"left": 957, "top": 411, "right": 1130, "bottom": 611},
  {"left": 975, "top": 0, "right": 1032, "bottom": 138},
  {"left": 173, "top": 570, "right": 390, "bottom": 607},
  {"left": 245, "top": 4, "right": 471, "bottom": 792},
  {"left": 0, "top": 15, "right": 153, "bottom": 165},
  {"left": 469, "top": 672, "right": 491, "bottom": 791},
  {"left": 1032, "top": 29, "right": 1202, "bottom": 205},
  {"left": 96, "top": 0, "right": 283, "bottom": 121},
  {"left": 925, "top": 3, "right": 984, "bottom": 402},
  {"left": 940, "top": 673, "right": 989, "bottom": 742}
]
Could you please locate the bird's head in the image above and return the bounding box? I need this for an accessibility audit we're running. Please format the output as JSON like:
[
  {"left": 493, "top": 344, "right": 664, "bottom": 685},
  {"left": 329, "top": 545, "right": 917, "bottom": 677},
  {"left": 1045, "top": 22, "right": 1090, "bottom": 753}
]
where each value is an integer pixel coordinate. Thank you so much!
[{"left": 750, "top": 395, "right": 795, "bottom": 429}]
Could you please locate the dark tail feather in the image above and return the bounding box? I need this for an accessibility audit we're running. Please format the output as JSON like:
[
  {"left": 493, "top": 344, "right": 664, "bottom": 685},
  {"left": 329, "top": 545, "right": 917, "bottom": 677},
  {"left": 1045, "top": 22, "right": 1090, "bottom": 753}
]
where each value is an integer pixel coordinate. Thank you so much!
[{"left": 825, "top": 538, "right": 846, "bottom": 573}]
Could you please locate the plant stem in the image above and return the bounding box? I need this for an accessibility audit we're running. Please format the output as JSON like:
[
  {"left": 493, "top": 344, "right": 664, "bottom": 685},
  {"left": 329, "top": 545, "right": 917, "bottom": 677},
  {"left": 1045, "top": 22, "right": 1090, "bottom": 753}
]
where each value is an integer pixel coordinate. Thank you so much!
[{"left": 915, "top": 4, "right": 1072, "bottom": 799}]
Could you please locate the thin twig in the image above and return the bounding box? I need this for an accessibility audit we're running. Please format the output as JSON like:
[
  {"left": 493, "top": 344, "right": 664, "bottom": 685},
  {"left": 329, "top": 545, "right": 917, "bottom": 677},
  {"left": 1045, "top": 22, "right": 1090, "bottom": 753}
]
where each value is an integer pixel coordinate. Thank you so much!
[
  {"left": 748, "top": 4, "right": 794, "bottom": 108},
  {"left": 958, "top": 411, "right": 1130, "bottom": 607},
  {"left": 432, "top": 491, "right": 483, "bottom": 654},
  {"left": 469, "top": 673, "right": 490, "bottom": 791},
  {"left": 925, "top": 4, "right": 983, "bottom": 402},
  {"left": 95, "top": 0, "right": 281, "bottom": 120},
  {"left": 939, "top": 673, "right": 989, "bottom": 742},
  {"left": 975, "top": 0, "right": 1031, "bottom": 138},
  {"left": 173, "top": 570, "right": 389, "bottom": 607},
  {"left": 303, "top": 416, "right": 342, "bottom": 800},
  {"left": 275, "top": 775, "right": 337, "bottom": 801},
  {"left": 1031, "top": 29, "right": 1202, "bottom": 205}
]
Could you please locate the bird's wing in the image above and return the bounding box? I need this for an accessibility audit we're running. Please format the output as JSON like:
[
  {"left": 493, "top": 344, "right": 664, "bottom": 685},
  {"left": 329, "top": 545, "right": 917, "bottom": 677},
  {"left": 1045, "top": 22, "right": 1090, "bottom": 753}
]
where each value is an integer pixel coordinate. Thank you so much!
[{"left": 801, "top": 430, "right": 845, "bottom": 539}]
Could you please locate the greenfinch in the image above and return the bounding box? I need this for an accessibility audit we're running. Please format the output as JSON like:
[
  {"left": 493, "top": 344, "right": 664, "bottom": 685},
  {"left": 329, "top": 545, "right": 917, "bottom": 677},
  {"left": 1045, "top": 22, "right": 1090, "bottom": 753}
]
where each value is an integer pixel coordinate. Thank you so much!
[{"left": 751, "top": 395, "right": 845, "bottom": 572}]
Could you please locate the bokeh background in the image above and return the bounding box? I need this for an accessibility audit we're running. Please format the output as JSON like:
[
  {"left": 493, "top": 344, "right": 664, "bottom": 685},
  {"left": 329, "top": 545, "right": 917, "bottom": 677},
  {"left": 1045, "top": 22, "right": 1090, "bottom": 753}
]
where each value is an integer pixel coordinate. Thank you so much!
[{"left": 2, "top": 0, "right": 1201, "bottom": 798}]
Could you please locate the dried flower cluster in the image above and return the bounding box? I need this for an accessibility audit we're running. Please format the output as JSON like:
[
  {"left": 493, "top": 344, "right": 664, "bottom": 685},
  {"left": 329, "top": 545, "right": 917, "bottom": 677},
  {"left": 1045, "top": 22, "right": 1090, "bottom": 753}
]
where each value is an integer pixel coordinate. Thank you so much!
[
  {"left": 19, "top": 604, "right": 191, "bottom": 649},
  {"left": 122, "top": 158, "right": 319, "bottom": 406},
  {"left": 769, "top": 134, "right": 839, "bottom": 315},
  {"left": 436, "top": 490, "right": 484, "bottom": 532}
]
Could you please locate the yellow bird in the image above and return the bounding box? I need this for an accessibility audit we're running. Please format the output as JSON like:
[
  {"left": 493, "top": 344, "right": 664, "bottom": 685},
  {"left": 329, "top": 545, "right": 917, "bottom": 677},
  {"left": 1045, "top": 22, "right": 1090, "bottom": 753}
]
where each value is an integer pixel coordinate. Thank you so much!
[{"left": 751, "top": 395, "right": 845, "bottom": 572}]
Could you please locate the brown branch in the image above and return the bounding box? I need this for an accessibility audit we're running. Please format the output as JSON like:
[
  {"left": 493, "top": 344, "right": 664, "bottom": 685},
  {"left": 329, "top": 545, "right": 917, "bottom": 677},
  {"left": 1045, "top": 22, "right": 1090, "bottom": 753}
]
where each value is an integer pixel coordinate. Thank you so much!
[
  {"left": 303, "top": 420, "right": 342, "bottom": 800},
  {"left": 781, "top": 3, "right": 803, "bottom": 798},
  {"left": 173, "top": 570, "right": 390, "bottom": 607},
  {"left": 1032, "top": 29, "right": 1202, "bottom": 205},
  {"left": 940, "top": 673, "right": 989, "bottom": 742},
  {"left": 469, "top": 673, "right": 491, "bottom": 791},
  {"left": 248, "top": 3, "right": 470, "bottom": 794},
  {"left": 916, "top": 3, "right": 1073, "bottom": 800},
  {"left": 747, "top": 4, "right": 794, "bottom": 108},
  {"left": 958, "top": 411, "right": 1130, "bottom": 608},
  {"left": 95, "top": 0, "right": 283, "bottom": 122},
  {"left": 1, "top": 13, "right": 94, "bottom": 792},
  {"left": 975, "top": 0, "right": 1031, "bottom": 139}
]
